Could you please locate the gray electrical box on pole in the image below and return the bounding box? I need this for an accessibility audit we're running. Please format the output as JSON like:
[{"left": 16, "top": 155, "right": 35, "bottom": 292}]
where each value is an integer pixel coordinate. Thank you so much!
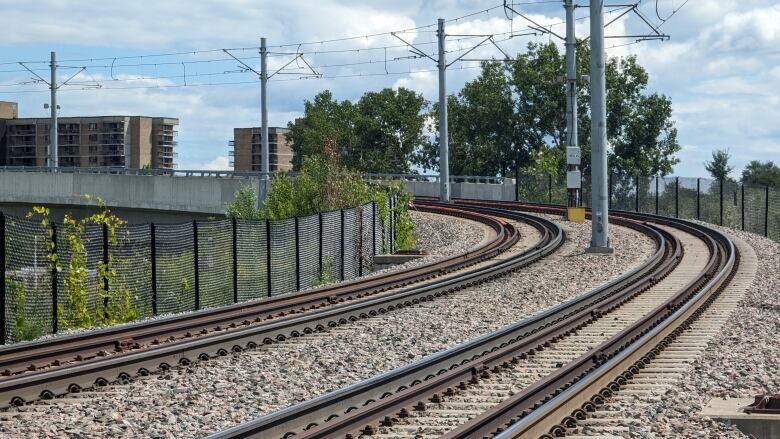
[
  {"left": 564, "top": 0, "right": 583, "bottom": 222},
  {"left": 49, "top": 51, "right": 58, "bottom": 169},
  {"left": 437, "top": 18, "right": 450, "bottom": 203},
  {"left": 587, "top": 0, "right": 612, "bottom": 252},
  {"left": 260, "top": 38, "right": 269, "bottom": 203}
]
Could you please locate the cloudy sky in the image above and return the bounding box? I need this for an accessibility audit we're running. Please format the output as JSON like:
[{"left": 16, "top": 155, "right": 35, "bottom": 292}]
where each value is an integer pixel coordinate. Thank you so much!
[{"left": 0, "top": 0, "right": 778, "bottom": 178}]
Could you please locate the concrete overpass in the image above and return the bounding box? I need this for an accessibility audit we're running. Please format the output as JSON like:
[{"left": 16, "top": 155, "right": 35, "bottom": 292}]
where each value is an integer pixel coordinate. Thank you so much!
[{"left": 0, "top": 168, "right": 514, "bottom": 223}]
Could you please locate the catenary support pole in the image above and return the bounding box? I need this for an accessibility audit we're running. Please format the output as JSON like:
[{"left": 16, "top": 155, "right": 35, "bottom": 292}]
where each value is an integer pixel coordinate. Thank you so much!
[
  {"left": 587, "top": 0, "right": 611, "bottom": 252},
  {"left": 50, "top": 51, "right": 58, "bottom": 168},
  {"left": 437, "top": 18, "right": 450, "bottom": 202},
  {"left": 565, "top": 0, "right": 581, "bottom": 215},
  {"left": 260, "top": 38, "right": 269, "bottom": 202}
]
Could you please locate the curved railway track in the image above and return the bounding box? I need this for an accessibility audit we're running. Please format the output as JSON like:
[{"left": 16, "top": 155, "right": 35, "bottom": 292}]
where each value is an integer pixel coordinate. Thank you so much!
[
  {"left": 0, "top": 200, "right": 563, "bottom": 408},
  {"left": 206, "top": 201, "right": 738, "bottom": 439}
]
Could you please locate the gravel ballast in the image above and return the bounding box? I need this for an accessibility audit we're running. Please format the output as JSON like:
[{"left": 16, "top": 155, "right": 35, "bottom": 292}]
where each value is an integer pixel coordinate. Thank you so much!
[
  {"left": 0, "top": 212, "right": 655, "bottom": 439},
  {"left": 592, "top": 225, "right": 779, "bottom": 438}
]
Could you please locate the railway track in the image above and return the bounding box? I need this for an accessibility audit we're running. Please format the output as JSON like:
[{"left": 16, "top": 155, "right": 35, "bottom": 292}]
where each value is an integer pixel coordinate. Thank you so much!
[
  {"left": 0, "top": 200, "right": 564, "bottom": 408},
  {"left": 206, "top": 201, "right": 738, "bottom": 439}
]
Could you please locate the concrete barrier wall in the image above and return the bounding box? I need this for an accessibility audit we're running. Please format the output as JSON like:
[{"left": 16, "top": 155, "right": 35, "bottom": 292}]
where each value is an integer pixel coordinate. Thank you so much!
[
  {"left": 403, "top": 180, "right": 515, "bottom": 201},
  {"left": 0, "top": 172, "right": 263, "bottom": 222}
]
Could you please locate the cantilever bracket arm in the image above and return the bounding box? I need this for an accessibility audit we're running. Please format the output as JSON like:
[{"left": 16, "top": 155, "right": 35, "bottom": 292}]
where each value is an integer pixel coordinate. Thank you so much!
[
  {"left": 446, "top": 35, "right": 493, "bottom": 67},
  {"left": 18, "top": 62, "right": 50, "bottom": 86},
  {"left": 222, "top": 49, "right": 261, "bottom": 76},
  {"left": 390, "top": 32, "right": 437, "bottom": 63},
  {"left": 503, "top": 2, "right": 564, "bottom": 40}
]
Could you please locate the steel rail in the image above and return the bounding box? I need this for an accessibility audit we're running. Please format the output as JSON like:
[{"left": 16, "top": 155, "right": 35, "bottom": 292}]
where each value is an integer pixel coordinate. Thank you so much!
[
  {"left": 0, "top": 201, "right": 559, "bottom": 408},
  {"left": 407, "top": 201, "right": 736, "bottom": 439},
  {"left": 204, "top": 208, "right": 668, "bottom": 439},
  {"left": 0, "top": 202, "right": 507, "bottom": 377},
  {"left": 266, "top": 200, "right": 733, "bottom": 439}
]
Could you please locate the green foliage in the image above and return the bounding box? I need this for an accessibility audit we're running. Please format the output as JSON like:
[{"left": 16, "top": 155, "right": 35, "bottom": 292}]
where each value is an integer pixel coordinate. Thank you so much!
[
  {"left": 311, "top": 257, "right": 335, "bottom": 287},
  {"left": 391, "top": 188, "right": 417, "bottom": 251},
  {"left": 287, "top": 88, "right": 428, "bottom": 173},
  {"left": 24, "top": 197, "right": 140, "bottom": 335},
  {"left": 423, "top": 40, "right": 680, "bottom": 177},
  {"left": 9, "top": 276, "right": 43, "bottom": 342},
  {"left": 742, "top": 160, "right": 780, "bottom": 187},
  {"left": 704, "top": 149, "right": 735, "bottom": 181},
  {"left": 225, "top": 184, "right": 263, "bottom": 220}
]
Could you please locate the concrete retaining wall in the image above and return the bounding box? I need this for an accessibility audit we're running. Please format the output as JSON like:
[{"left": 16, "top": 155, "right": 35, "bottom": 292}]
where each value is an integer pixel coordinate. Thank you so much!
[{"left": 0, "top": 172, "right": 265, "bottom": 222}]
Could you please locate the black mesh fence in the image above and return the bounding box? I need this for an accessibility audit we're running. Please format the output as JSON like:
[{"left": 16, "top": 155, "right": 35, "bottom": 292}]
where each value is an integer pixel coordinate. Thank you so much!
[
  {"left": 298, "top": 215, "right": 319, "bottom": 290},
  {"left": 270, "top": 218, "right": 296, "bottom": 296},
  {"left": 155, "top": 222, "right": 196, "bottom": 315},
  {"left": 3, "top": 216, "right": 53, "bottom": 342},
  {"left": 197, "top": 220, "right": 234, "bottom": 309},
  {"left": 111, "top": 224, "right": 153, "bottom": 318},
  {"left": 1, "top": 201, "right": 390, "bottom": 343},
  {"left": 513, "top": 173, "right": 780, "bottom": 243},
  {"left": 235, "top": 219, "right": 267, "bottom": 301},
  {"left": 343, "top": 208, "right": 359, "bottom": 280}
]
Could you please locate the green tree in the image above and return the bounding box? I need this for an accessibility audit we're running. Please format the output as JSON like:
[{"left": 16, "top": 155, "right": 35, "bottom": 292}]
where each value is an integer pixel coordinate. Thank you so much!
[
  {"left": 704, "top": 149, "right": 734, "bottom": 181},
  {"left": 287, "top": 88, "right": 427, "bottom": 173},
  {"left": 224, "top": 184, "right": 262, "bottom": 220},
  {"left": 742, "top": 160, "right": 780, "bottom": 187},
  {"left": 421, "top": 41, "right": 680, "bottom": 177}
]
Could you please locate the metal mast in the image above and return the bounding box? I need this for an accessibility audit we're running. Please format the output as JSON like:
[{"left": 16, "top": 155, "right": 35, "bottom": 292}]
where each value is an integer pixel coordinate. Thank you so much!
[
  {"left": 49, "top": 51, "right": 58, "bottom": 168},
  {"left": 437, "top": 18, "right": 450, "bottom": 203},
  {"left": 260, "top": 38, "right": 269, "bottom": 179},
  {"left": 588, "top": 0, "right": 611, "bottom": 252},
  {"left": 564, "top": 0, "right": 581, "bottom": 217}
]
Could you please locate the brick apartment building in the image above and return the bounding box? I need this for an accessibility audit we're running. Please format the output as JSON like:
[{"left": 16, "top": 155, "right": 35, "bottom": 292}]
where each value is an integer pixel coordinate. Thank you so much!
[
  {"left": 229, "top": 126, "right": 293, "bottom": 172},
  {"left": 0, "top": 101, "right": 178, "bottom": 169}
]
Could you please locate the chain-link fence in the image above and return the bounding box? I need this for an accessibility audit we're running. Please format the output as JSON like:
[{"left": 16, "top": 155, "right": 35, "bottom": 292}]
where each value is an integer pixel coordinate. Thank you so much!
[
  {"left": 0, "top": 199, "right": 395, "bottom": 344},
  {"left": 517, "top": 171, "right": 780, "bottom": 241}
]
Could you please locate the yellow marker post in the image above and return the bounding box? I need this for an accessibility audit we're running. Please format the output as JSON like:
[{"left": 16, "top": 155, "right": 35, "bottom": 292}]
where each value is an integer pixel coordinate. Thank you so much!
[{"left": 567, "top": 207, "right": 585, "bottom": 223}]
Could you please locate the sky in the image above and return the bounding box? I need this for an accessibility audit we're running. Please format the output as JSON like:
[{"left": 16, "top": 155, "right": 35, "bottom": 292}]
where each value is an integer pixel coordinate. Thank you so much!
[{"left": 0, "top": 0, "right": 778, "bottom": 179}]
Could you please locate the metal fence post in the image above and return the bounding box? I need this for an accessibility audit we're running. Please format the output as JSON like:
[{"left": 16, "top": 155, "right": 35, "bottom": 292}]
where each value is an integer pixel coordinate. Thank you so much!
[
  {"left": 741, "top": 183, "right": 745, "bottom": 231},
  {"left": 318, "top": 213, "right": 323, "bottom": 275},
  {"left": 102, "top": 223, "right": 110, "bottom": 314},
  {"left": 696, "top": 178, "right": 701, "bottom": 220},
  {"left": 232, "top": 217, "right": 238, "bottom": 303},
  {"left": 515, "top": 166, "right": 520, "bottom": 202},
  {"left": 608, "top": 172, "right": 612, "bottom": 209},
  {"left": 192, "top": 220, "right": 200, "bottom": 311},
  {"left": 265, "top": 219, "right": 272, "bottom": 297},
  {"left": 51, "top": 222, "right": 58, "bottom": 334},
  {"left": 0, "top": 213, "right": 5, "bottom": 345},
  {"left": 765, "top": 186, "right": 770, "bottom": 237},
  {"left": 294, "top": 216, "right": 300, "bottom": 291},
  {"left": 150, "top": 223, "right": 157, "bottom": 315},
  {"left": 719, "top": 179, "right": 724, "bottom": 226},
  {"left": 340, "top": 209, "right": 345, "bottom": 281},
  {"left": 548, "top": 174, "right": 553, "bottom": 204},
  {"left": 675, "top": 177, "right": 679, "bottom": 219},
  {"left": 655, "top": 176, "right": 659, "bottom": 215},
  {"left": 635, "top": 175, "right": 639, "bottom": 212},
  {"left": 357, "top": 208, "right": 364, "bottom": 278},
  {"left": 372, "top": 201, "right": 377, "bottom": 256}
]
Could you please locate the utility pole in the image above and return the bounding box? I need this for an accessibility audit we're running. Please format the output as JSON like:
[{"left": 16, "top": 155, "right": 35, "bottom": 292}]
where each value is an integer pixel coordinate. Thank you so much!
[
  {"left": 49, "top": 51, "right": 58, "bottom": 168},
  {"left": 260, "top": 38, "right": 269, "bottom": 202},
  {"left": 437, "top": 18, "right": 450, "bottom": 203},
  {"left": 587, "top": 0, "right": 612, "bottom": 252},
  {"left": 564, "top": 0, "right": 583, "bottom": 222}
]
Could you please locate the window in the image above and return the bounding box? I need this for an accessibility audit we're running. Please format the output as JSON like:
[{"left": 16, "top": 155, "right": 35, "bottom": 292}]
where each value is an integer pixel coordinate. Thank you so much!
[
  {"left": 89, "top": 123, "right": 98, "bottom": 131},
  {"left": 89, "top": 134, "right": 98, "bottom": 142}
]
